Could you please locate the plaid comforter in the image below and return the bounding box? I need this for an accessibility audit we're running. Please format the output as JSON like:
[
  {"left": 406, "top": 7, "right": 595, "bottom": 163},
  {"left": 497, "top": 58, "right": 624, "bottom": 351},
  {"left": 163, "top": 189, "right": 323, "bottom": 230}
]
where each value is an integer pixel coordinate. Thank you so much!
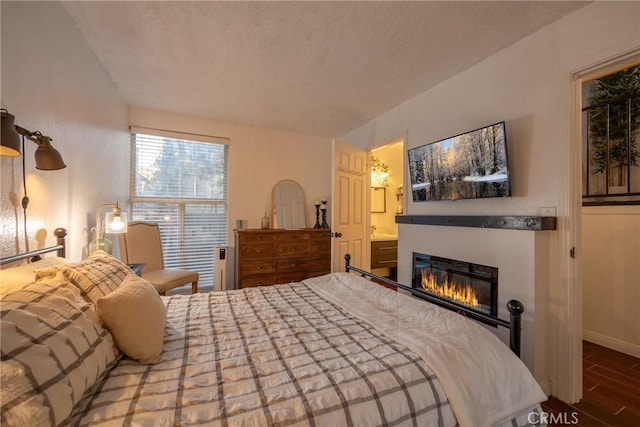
[{"left": 69, "top": 281, "right": 457, "bottom": 426}]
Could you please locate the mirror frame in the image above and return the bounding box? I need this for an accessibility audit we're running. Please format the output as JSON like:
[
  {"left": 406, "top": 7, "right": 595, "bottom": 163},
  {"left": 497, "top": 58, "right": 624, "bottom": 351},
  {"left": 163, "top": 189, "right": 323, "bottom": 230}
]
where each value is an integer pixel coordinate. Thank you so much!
[{"left": 272, "top": 179, "right": 306, "bottom": 229}]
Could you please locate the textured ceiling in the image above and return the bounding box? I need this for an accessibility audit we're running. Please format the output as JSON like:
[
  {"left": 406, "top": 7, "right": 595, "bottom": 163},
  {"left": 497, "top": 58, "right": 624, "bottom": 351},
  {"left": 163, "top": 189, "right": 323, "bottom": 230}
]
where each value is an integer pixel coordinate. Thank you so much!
[{"left": 62, "top": 1, "right": 589, "bottom": 137}]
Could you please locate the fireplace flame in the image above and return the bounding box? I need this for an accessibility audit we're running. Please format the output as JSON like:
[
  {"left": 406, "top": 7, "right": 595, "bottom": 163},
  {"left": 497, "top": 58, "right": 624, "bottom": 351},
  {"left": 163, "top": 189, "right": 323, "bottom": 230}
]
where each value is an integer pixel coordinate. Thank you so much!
[{"left": 420, "top": 269, "right": 479, "bottom": 308}]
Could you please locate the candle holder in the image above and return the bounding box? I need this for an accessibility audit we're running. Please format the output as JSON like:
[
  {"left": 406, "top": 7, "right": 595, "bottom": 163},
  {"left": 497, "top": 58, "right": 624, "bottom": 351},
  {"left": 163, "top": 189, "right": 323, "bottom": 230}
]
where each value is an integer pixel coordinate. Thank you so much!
[
  {"left": 320, "top": 200, "right": 329, "bottom": 229},
  {"left": 314, "top": 202, "right": 321, "bottom": 229}
]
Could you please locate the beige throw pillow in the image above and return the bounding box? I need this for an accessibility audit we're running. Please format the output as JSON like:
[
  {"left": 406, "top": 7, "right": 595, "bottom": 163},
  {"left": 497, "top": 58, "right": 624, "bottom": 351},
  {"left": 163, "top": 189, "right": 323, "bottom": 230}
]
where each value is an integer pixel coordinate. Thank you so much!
[{"left": 96, "top": 275, "right": 167, "bottom": 364}]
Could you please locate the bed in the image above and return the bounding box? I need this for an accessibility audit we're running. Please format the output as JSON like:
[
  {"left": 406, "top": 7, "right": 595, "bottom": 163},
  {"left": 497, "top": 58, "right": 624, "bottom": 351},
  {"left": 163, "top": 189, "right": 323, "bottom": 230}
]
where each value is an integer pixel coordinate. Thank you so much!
[{"left": 0, "top": 230, "right": 546, "bottom": 427}]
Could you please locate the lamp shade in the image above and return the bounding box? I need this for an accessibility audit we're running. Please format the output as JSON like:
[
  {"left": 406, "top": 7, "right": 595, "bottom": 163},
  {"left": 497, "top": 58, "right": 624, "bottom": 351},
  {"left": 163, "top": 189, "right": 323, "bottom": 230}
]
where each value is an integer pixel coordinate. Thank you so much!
[
  {"left": 1, "top": 110, "right": 21, "bottom": 157},
  {"left": 34, "top": 135, "right": 66, "bottom": 170},
  {"left": 105, "top": 211, "right": 128, "bottom": 234},
  {"left": 94, "top": 202, "right": 128, "bottom": 254}
]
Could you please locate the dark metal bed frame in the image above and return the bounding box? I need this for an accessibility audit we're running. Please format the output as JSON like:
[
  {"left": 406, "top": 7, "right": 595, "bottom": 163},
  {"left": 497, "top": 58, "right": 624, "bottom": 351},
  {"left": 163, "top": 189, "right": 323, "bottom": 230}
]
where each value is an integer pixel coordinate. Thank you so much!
[
  {"left": 344, "top": 254, "right": 524, "bottom": 357},
  {"left": 0, "top": 228, "right": 67, "bottom": 265},
  {"left": 0, "top": 231, "right": 523, "bottom": 356}
]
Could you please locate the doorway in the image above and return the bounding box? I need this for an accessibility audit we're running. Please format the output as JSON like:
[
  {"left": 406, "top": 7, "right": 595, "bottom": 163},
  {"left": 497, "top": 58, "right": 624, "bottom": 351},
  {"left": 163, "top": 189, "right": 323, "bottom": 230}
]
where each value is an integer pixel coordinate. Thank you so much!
[
  {"left": 369, "top": 139, "right": 404, "bottom": 280},
  {"left": 580, "top": 62, "right": 640, "bottom": 358},
  {"left": 557, "top": 51, "right": 640, "bottom": 403}
]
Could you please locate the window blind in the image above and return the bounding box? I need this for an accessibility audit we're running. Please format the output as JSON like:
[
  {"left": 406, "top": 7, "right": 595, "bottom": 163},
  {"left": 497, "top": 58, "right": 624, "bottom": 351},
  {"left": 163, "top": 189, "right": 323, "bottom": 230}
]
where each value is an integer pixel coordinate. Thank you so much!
[{"left": 130, "top": 130, "right": 229, "bottom": 290}]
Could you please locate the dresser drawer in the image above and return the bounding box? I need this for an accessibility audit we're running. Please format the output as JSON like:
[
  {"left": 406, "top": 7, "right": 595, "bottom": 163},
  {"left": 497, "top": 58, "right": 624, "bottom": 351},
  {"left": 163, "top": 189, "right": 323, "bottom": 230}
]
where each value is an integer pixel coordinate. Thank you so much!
[
  {"left": 278, "top": 232, "right": 310, "bottom": 242},
  {"left": 239, "top": 232, "right": 277, "bottom": 244},
  {"left": 241, "top": 259, "right": 277, "bottom": 276},
  {"left": 278, "top": 241, "right": 309, "bottom": 257},
  {"left": 371, "top": 250, "right": 397, "bottom": 262},
  {"left": 277, "top": 257, "right": 308, "bottom": 273},
  {"left": 310, "top": 239, "right": 331, "bottom": 255},
  {"left": 240, "top": 242, "right": 278, "bottom": 259},
  {"left": 371, "top": 240, "right": 398, "bottom": 252},
  {"left": 239, "top": 275, "right": 278, "bottom": 288}
]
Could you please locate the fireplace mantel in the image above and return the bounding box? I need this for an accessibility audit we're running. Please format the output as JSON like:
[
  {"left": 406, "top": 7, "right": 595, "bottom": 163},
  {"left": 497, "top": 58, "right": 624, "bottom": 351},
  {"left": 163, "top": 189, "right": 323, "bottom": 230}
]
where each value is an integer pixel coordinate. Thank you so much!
[{"left": 395, "top": 215, "right": 557, "bottom": 231}]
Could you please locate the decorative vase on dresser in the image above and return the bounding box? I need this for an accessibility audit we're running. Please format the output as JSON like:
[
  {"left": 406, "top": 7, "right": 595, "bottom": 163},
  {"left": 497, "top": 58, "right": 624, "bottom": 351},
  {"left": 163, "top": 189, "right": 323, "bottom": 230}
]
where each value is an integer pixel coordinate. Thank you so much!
[{"left": 234, "top": 229, "right": 331, "bottom": 289}]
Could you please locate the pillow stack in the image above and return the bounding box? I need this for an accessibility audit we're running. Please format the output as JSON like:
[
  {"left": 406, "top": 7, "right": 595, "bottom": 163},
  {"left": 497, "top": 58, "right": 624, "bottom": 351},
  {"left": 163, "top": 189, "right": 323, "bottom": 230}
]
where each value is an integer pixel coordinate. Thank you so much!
[
  {"left": 35, "top": 251, "right": 168, "bottom": 364},
  {"left": 0, "top": 251, "right": 168, "bottom": 426}
]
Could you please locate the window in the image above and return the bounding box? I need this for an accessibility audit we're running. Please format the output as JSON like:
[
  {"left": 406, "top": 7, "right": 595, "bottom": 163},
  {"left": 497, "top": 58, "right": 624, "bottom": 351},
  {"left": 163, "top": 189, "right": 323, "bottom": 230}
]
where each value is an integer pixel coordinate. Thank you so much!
[
  {"left": 130, "top": 128, "right": 229, "bottom": 290},
  {"left": 582, "top": 64, "right": 640, "bottom": 205}
]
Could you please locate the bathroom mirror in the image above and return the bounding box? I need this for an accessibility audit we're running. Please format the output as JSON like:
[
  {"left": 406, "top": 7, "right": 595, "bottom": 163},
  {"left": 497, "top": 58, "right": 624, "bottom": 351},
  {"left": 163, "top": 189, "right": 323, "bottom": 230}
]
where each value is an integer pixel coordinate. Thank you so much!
[
  {"left": 272, "top": 179, "right": 306, "bottom": 229},
  {"left": 371, "top": 187, "right": 386, "bottom": 213}
]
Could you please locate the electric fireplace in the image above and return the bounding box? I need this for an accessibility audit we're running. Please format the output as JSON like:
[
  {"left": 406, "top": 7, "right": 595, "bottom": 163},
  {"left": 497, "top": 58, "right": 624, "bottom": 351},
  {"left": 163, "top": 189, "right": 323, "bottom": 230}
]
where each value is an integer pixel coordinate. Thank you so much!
[{"left": 412, "top": 252, "right": 498, "bottom": 321}]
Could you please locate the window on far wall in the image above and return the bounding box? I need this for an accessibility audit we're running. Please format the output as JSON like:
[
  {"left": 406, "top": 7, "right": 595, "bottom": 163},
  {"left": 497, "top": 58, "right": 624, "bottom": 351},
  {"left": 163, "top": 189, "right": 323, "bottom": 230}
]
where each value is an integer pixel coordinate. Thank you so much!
[
  {"left": 130, "top": 128, "right": 229, "bottom": 290},
  {"left": 582, "top": 64, "right": 640, "bottom": 205}
]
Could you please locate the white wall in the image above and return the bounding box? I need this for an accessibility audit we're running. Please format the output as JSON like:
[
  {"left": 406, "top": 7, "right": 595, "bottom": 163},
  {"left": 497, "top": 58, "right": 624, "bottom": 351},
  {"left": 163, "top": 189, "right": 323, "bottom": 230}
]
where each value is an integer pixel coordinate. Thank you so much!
[
  {"left": 1, "top": 1, "right": 129, "bottom": 261},
  {"left": 582, "top": 206, "right": 640, "bottom": 357},
  {"left": 341, "top": 1, "right": 640, "bottom": 394},
  {"left": 128, "top": 108, "right": 332, "bottom": 247}
]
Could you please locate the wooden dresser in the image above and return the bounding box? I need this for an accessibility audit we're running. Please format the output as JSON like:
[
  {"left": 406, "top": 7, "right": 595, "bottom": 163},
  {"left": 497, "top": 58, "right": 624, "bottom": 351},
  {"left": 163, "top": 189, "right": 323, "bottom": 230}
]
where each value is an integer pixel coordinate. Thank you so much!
[{"left": 235, "top": 229, "right": 331, "bottom": 289}]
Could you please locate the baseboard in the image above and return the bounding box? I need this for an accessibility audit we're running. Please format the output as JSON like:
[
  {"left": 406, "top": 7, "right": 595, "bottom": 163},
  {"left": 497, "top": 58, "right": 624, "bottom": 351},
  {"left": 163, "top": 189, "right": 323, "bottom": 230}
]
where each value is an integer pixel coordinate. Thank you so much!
[{"left": 583, "top": 330, "right": 640, "bottom": 358}]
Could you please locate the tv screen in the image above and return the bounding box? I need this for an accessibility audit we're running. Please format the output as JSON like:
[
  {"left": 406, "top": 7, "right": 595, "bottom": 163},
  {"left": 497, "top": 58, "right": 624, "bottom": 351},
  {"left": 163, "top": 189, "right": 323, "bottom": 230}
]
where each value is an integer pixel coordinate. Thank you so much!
[{"left": 408, "top": 121, "right": 511, "bottom": 202}]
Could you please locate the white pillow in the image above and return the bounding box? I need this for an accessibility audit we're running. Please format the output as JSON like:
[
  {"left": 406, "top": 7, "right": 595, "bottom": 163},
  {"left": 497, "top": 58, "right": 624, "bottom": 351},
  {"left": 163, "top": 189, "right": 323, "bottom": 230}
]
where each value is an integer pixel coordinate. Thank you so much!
[
  {"left": 1, "top": 274, "right": 121, "bottom": 426},
  {"left": 96, "top": 274, "right": 167, "bottom": 364},
  {"left": 36, "top": 251, "right": 130, "bottom": 306}
]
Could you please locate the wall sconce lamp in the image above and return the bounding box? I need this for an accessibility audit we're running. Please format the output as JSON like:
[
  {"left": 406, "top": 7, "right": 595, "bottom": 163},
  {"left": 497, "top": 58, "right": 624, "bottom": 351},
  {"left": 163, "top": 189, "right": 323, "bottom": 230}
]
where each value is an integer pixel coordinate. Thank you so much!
[
  {"left": 1, "top": 109, "right": 66, "bottom": 170},
  {"left": 2, "top": 108, "right": 66, "bottom": 253},
  {"left": 93, "top": 203, "right": 128, "bottom": 253}
]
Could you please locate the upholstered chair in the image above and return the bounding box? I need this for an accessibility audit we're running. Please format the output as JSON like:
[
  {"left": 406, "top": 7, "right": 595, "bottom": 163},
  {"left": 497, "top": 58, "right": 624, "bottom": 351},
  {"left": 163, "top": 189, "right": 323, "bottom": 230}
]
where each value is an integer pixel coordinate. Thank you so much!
[{"left": 118, "top": 221, "right": 198, "bottom": 295}]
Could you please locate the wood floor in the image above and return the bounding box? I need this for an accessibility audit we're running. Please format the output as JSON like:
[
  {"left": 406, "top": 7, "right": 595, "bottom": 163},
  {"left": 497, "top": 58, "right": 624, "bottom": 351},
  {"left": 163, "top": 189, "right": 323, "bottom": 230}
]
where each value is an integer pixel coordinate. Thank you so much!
[{"left": 541, "top": 341, "right": 640, "bottom": 426}]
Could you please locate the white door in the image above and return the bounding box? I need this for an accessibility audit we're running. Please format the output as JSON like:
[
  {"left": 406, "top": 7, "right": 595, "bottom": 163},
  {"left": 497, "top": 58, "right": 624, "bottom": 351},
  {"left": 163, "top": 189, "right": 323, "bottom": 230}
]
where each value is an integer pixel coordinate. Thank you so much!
[{"left": 331, "top": 139, "right": 367, "bottom": 272}]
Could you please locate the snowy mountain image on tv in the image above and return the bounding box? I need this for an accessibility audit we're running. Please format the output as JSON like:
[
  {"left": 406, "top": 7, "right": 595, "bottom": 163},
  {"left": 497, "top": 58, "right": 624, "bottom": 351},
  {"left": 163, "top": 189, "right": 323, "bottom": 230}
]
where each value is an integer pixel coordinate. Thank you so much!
[{"left": 408, "top": 122, "right": 511, "bottom": 202}]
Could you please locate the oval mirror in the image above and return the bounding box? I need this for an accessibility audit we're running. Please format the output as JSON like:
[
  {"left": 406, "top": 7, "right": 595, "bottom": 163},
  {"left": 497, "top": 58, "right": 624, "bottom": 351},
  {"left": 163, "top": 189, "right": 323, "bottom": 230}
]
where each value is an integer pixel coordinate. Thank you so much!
[{"left": 272, "top": 179, "right": 306, "bottom": 229}]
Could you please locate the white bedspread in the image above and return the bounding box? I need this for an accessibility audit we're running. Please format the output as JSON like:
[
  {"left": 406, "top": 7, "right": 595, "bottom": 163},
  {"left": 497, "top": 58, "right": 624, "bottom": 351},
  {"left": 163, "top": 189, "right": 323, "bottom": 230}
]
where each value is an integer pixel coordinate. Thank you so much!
[
  {"left": 305, "top": 273, "right": 546, "bottom": 427},
  {"left": 69, "top": 277, "right": 458, "bottom": 426}
]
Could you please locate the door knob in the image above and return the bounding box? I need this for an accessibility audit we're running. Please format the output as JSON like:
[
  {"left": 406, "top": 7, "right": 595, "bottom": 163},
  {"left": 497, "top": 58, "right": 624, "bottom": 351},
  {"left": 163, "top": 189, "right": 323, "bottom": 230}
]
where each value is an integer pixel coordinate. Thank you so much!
[{"left": 333, "top": 232, "right": 343, "bottom": 238}]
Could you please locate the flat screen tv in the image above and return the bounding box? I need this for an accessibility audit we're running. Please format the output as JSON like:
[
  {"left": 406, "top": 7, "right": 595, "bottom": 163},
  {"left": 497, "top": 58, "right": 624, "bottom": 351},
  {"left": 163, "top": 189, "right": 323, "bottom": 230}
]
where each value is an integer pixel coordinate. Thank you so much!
[{"left": 408, "top": 121, "right": 511, "bottom": 202}]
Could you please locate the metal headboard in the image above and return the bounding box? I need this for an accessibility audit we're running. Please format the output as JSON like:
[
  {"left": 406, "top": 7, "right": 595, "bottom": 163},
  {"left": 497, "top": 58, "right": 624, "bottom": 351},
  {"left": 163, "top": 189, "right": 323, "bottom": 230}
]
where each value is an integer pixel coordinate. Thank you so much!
[{"left": 0, "top": 228, "right": 67, "bottom": 265}]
